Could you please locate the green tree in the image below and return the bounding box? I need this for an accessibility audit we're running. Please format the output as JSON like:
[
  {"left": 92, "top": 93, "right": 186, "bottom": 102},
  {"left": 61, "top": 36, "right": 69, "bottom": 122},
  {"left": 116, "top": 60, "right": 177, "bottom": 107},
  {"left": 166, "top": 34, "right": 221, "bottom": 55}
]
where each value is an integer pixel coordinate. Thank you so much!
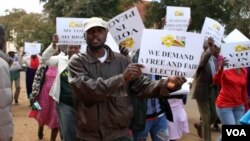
[
  {"left": 225, "top": 0, "right": 250, "bottom": 38},
  {"left": 40, "top": 0, "right": 141, "bottom": 21},
  {"left": 144, "top": 0, "right": 249, "bottom": 38},
  {"left": 0, "top": 9, "right": 55, "bottom": 51}
]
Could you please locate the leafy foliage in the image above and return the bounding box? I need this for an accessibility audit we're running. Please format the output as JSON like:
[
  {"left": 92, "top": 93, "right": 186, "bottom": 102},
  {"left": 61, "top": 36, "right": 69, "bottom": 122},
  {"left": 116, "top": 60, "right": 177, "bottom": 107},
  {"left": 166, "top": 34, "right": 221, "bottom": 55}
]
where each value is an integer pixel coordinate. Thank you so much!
[
  {"left": 40, "top": 0, "right": 141, "bottom": 21},
  {"left": 144, "top": 0, "right": 250, "bottom": 38},
  {"left": 0, "top": 9, "right": 55, "bottom": 51},
  {"left": 1, "top": 0, "right": 249, "bottom": 51}
]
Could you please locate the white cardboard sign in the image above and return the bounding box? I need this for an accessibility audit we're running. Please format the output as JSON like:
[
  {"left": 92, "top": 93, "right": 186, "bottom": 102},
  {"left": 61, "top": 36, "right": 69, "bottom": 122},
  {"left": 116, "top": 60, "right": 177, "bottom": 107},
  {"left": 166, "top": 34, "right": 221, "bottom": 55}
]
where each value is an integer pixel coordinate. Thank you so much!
[
  {"left": 220, "top": 41, "right": 250, "bottom": 69},
  {"left": 108, "top": 7, "right": 145, "bottom": 52},
  {"left": 201, "top": 17, "right": 225, "bottom": 47},
  {"left": 164, "top": 6, "right": 190, "bottom": 32},
  {"left": 24, "top": 42, "right": 41, "bottom": 55},
  {"left": 56, "top": 17, "right": 87, "bottom": 45},
  {"left": 138, "top": 29, "right": 204, "bottom": 77}
]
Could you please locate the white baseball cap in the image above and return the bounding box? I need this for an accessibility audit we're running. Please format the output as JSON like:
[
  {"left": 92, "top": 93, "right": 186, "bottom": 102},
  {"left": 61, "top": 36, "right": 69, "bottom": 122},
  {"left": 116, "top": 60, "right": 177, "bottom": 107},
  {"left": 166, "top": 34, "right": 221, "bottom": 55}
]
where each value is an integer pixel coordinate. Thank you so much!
[
  {"left": 83, "top": 17, "right": 108, "bottom": 32},
  {"left": 8, "top": 46, "right": 17, "bottom": 53}
]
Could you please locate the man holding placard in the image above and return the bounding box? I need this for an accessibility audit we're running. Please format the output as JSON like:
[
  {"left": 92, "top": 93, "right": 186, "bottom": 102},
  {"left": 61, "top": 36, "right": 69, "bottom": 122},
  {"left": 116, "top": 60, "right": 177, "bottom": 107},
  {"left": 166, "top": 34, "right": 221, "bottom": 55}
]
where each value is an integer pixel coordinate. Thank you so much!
[
  {"left": 190, "top": 37, "right": 219, "bottom": 141},
  {"left": 68, "top": 17, "right": 187, "bottom": 141}
]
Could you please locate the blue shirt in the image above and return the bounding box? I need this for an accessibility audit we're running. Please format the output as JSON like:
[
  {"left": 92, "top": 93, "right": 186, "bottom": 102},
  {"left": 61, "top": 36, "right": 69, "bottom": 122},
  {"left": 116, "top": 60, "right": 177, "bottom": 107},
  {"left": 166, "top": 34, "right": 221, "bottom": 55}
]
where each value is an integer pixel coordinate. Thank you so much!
[{"left": 146, "top": 74, "right": 162, "bottom": 115}]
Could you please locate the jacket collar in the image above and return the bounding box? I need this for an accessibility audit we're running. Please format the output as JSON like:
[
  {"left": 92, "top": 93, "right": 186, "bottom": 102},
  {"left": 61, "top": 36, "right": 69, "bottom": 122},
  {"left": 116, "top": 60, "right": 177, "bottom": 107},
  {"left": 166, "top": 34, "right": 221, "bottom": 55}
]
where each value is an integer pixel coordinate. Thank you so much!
[{"left": 85, "top": 45, "right": 115, "bottom": 64}]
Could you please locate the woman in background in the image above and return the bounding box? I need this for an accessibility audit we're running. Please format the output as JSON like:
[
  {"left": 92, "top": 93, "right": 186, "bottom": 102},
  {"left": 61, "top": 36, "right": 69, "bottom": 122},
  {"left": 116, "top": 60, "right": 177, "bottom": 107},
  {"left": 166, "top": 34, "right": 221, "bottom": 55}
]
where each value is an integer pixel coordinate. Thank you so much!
[
  {"left": 30, "top": 50, "right": 60, "bottom": 140},
  {"left": 21, "top": 53, "right": 41, "bottom": 106},
  {"left": 214, "top": 58, "right": 249, "bottom": 141}
]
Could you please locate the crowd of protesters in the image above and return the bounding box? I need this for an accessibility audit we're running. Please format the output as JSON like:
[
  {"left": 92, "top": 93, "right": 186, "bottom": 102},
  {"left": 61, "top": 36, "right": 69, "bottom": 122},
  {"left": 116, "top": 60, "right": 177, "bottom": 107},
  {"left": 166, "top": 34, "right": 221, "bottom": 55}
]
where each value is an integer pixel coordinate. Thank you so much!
[{"left": 0, "top": 15, "right": 249, "bottom": 141}]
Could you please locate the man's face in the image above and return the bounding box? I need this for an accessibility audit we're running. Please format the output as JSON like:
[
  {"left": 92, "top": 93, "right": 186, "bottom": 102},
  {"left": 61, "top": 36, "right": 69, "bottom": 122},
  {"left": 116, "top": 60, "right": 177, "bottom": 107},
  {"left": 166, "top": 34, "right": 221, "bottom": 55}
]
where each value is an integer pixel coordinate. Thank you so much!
[
  {"left": 67, "top": 45, "right": 80, "bottom": 58},
  {"left": 207, "top": 38, "right": 216, "bottom": 54},
  {"left": 214, "top": 46, "right": 221, "bottom": 56},
  {"left": 85, "top": 27, "right": 107, "bottom": 49},
  {"left": 8, "top": 52, "right": 15, "bottom": 57}
]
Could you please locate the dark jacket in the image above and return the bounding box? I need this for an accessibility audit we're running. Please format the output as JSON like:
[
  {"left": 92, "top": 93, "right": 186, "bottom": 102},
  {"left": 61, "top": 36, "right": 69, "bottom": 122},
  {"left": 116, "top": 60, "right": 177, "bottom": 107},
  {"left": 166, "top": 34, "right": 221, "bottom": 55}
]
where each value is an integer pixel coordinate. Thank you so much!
[
  {"left": 190, "top": 49, "right": 217, "bottom": 101},
  {"left": 68, "top": 45, "right": 171, "bottom": 141},
  {"left": 128, "top": 49, "right": 173, "bottom": 132}
]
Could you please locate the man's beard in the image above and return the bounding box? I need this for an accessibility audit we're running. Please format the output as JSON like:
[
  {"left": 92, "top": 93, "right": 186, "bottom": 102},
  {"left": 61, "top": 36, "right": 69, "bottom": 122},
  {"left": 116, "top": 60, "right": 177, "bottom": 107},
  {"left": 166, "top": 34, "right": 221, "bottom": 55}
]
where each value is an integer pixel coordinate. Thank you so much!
[{"left": 89, "top": 43, "right": 105, "bottom": 51}]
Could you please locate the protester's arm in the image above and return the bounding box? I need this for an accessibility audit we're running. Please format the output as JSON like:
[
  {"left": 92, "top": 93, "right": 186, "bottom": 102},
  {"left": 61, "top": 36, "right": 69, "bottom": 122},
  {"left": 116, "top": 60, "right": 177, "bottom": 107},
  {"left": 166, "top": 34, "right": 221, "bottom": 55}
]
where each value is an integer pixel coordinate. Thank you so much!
[
  {"left": 213, "top": 57, "right": 228, "bottom": 85},
  {"left": 9, "top": 61, "right": 22, "bottom": 71},
  {"left": 0, "top": 50, "right": 12, "bottom": 66},
  {"left": 128, "top": 75, "right": 186, "bottom": 98},
  {"left": 69, "top": 52, "right": 186, "bottom": 103},
  {"left": 196, "top": 38, "right": 215, "bottom": 75},
  {"left": 197, "top": 49, "right": 214, "bottom": 76},
  {"left": 68, "top": 54, "right": 129, "bottom": 103},
  {"left": 10, "top": 55, "right": 24, "bottom": 71},
  {"left": 42, "top": 34, "right": 59, "bottom": 66},
  {"left": 42, "top": 44, "right": 59, "bottom": 66}
]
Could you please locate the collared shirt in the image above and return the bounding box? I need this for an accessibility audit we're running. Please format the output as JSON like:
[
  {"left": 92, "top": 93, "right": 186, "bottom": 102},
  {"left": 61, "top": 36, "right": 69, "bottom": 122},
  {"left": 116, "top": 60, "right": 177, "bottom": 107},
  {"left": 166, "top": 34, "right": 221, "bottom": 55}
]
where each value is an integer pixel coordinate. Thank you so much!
[{"left": 209, "top": 56, "right": 216, "bottom": 76}]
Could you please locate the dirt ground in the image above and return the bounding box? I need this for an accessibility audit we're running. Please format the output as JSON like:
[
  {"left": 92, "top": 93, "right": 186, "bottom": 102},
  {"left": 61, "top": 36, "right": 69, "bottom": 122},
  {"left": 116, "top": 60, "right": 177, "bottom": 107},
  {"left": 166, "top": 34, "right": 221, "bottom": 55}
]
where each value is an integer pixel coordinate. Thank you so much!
[
  {"left": 12, "top": 72, "right": 60, "bottom": 141},
  {"left": 11, "top": 72, "right": 220, "bottom": 141}
]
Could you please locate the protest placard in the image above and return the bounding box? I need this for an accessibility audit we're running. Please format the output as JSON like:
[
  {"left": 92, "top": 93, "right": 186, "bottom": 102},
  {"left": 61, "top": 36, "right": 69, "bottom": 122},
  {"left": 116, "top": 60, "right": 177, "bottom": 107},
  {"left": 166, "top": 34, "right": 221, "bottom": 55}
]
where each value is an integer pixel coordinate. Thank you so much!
[
  {"left": 220, "top": 41, "right": 250, "bottom": 69},
  {"left": 164, "top": 6, "right": 190, "bottom": 32},
  {"left": 138, "top": 29, "right": 204, "bottom": 77},
  {"left": 56, "top": 17, "right": 87, "bottom": 45},
  {"left": 24, "top": 42, "right": 41, "bottom": 55},
  {"left": 201, "top": 17, "right": 225, "bottom": 47},
  {"left": 108, "top": 7, "right": 144, "bottom": 52}
]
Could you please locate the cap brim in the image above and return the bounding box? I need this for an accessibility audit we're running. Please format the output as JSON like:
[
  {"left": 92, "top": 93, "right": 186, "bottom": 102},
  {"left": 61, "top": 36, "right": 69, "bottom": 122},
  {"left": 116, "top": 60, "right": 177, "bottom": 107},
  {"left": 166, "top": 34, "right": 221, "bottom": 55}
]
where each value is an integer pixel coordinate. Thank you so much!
[{"left": 84, "top": 23, "right": 106, "bottom": 32}]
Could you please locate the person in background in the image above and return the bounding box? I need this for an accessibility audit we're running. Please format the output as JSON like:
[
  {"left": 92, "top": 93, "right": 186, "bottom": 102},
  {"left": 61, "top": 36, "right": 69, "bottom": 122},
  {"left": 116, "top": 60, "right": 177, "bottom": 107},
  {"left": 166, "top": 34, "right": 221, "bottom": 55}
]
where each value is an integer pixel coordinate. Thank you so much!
[
  {"left": 129, "top": 49, "right": 171, "bottom": 141},
  {"left": 167, "top": 90, "right": 189, "bottom": 141},
  {"left": 129, "top": 17, "right": 173, "bottom": 141},
  {"left": 190, "top": 37, "right": 218, "bottom": 141},
  {"left": 0, "top": 26, "right": 12, "bottom": 66},
  {"left": 30, "top": 59, "right": 59, "bottom": 141},
  {"left": 20, "top": 52, "right": 41, "bottom": 106},
  {"left": 162, "top": 16, "right": 191, "bottom": 141},
  {"left": 8, "top": 47, "right": 22, "bottom": 104},
  {"left": 42, "top": 35, "right": 81, "bottom": 141},
  {"left": 0, "top": 24, "right": 13, "bottom": 141},
  {"left": 209, "top": 45, "right": 223, "bottom": 132},
  {"left": 214, "top": 58, "right": 249, "bottom": 141},
  {"left": 68, "top": 17, "right": 186, "bottom": 141}
]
